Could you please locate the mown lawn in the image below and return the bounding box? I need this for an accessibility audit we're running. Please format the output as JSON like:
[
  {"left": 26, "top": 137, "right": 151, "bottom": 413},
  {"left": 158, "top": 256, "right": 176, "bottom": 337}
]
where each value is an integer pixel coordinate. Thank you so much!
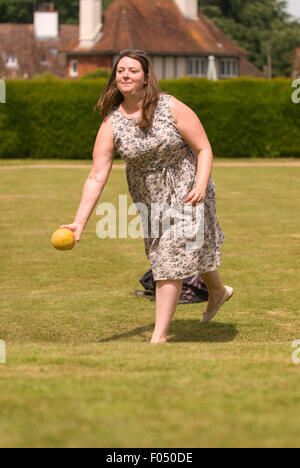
[{"left": 0, "top": 160, "right": 299, "bottom": 448}]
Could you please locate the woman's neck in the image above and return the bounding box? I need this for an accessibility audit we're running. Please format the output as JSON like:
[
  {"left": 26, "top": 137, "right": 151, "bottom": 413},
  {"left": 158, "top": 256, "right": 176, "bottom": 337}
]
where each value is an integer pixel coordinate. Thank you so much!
[{"left": 121, "top": 93, "right": 143, "bottom": 114}]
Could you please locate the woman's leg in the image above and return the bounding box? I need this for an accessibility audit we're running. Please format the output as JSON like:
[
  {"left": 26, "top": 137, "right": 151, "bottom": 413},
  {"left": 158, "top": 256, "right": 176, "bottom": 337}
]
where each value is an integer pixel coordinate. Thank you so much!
[
  {"left": 200, "top": 269, "right": 226, "bottom": 314},
  {"left": 151, "top": 279, "right": 183, "bottom": 343}
]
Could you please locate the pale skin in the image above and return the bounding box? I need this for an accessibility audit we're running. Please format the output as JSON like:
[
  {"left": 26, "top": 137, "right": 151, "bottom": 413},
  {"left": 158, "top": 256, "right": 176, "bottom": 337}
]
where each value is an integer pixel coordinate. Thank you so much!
[{"left": 60, "top": 56, "right": 226, "bottom": 344}]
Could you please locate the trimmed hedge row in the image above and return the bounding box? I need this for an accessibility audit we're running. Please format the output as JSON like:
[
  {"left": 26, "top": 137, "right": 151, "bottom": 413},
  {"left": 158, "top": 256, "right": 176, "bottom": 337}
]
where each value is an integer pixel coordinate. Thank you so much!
[{"left": 0, "top": 77, "right": 299, "bottom": 158}]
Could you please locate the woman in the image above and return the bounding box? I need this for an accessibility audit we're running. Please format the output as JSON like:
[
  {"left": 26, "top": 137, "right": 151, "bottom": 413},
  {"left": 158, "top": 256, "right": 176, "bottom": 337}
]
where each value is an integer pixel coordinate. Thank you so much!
[{"left": 60, "top": 50, "right": 234, "bottom": 344}]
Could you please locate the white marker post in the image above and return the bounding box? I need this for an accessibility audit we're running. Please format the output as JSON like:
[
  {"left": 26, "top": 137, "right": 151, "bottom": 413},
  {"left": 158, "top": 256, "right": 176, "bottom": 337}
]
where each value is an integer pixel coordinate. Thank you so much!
[
  {"left": 0, "top": 340, "right": 6, "bottom": 364},
  {"left": 0, "top": 79, "right": 6, "bottom": 103}
]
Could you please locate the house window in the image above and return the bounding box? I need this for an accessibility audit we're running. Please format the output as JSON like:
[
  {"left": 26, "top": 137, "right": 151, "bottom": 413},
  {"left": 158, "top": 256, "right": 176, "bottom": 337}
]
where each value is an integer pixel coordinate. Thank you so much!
[
  {"left": 187, "top": 57, "right": 207, "bottom": 77},
  {"left": 40, "top": 55, "right": 48, "bottom": 66},
  {"left": 162, "top": 57, "right": 166, "bottom": 79},
  {"left": 174, "top": 56, "right": 178, "bottom": 78},
  {"left": 220, "top": 58, "right": 239, "bottom": 78},
  {"left": 69, "top": 60, "right": 79, "bottom": 78},
  {"left": 5, "top": 55, "right": 19, "bottom": 70}
]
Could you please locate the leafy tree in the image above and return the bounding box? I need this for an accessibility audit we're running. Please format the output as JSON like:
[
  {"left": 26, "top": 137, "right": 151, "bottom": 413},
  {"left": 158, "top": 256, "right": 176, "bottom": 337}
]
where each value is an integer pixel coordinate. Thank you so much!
[
  {"left": 198, "top": 0, "right": 300, "bottom": 76},
  {"left": 0, "top": 0, "right": 113, "bottom": 24},
  {"left": 0, "top": 0, "right": 33, "bottom": 22}
]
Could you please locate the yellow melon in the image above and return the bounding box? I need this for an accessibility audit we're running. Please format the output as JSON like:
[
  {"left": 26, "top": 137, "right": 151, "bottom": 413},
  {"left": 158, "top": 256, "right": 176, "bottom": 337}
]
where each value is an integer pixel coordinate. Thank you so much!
[{"left": 51, "top": 228, "right": 76, "bottom": 251}]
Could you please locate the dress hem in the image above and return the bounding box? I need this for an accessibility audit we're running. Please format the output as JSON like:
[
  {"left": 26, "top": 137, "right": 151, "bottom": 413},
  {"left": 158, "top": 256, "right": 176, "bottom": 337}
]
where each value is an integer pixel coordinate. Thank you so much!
[{"left": 153, "top": 262, "right": 222, "bottom": 281}]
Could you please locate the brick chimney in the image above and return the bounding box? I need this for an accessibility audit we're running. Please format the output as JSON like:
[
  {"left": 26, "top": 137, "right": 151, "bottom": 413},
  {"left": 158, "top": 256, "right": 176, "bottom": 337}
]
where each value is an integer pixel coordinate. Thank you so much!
[
  {"left": 34, "top": 3, "right": 59, "bottom": 40},
  {"left": 79, "top": 0, "right": 103, "bottom": 49},
  {"left": 174, "top": 0, "right": 198, "bottom": 19}
]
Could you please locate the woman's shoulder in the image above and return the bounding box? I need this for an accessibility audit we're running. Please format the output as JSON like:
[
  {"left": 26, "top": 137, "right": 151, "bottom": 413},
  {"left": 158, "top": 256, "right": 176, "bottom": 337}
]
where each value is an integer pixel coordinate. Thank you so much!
[
  {"left": 159, "top": 93, "right": 179, "bottom": 108},
  {"left": 157, "top": 93, "right": 176, "bottom": 112},
  {"left": 158, "top": 93, "right": 181, "bottom": 117},
  {"left": 162, "top": 95, "right": 195, "bottom": 126},
  {"left": 159, "top": 92, "right": 171, "bottom": 101}
]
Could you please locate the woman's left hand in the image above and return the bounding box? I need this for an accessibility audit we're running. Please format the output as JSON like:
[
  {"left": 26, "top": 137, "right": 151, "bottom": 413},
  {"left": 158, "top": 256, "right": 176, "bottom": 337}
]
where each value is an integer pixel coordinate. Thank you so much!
[{"left": 184, "top": 184, "right": 207, "bottom": 206}]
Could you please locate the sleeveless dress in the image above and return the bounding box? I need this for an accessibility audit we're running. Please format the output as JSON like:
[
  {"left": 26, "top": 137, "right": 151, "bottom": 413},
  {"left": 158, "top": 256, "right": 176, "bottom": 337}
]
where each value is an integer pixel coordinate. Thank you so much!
[{"left": 109, "top": 93, "right": 225, "bottom": 281}]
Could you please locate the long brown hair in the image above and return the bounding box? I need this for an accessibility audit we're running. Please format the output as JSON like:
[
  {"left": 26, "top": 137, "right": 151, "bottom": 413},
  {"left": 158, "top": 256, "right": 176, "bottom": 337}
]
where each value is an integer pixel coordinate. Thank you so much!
[{"left": 95, "top": 52, "right": 161, "bottom": 129}]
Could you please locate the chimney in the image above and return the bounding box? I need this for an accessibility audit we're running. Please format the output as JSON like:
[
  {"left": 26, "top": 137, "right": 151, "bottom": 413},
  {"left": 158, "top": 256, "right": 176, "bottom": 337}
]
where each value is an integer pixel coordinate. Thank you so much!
[
  {"left": 34, "top": 3, "right": 59, "bottom": 40},
  {"left": 174, "top": 0, "right": 198, "bottom": 20},
  {"left": 79, "top": 0, "right": 103, "bottom": 49}
]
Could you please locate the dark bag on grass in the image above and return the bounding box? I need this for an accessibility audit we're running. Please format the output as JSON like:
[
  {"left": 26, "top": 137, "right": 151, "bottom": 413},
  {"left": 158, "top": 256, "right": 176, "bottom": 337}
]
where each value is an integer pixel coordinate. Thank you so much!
[{"left": 131, "top": 269, "right": 209, "bottom": 304}]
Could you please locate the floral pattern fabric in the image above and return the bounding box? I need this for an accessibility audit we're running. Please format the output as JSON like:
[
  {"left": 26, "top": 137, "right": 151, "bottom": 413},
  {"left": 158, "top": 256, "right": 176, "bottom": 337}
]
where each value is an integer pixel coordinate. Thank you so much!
[{"left": 109, "top": 93, "right": 225, "bottom": 281}]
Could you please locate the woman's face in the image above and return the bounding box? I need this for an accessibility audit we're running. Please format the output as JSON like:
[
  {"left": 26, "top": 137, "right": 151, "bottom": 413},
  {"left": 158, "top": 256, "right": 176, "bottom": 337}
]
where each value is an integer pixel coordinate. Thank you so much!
[{"left": 115, "top": 56, "right": 146, "bottom": 96}]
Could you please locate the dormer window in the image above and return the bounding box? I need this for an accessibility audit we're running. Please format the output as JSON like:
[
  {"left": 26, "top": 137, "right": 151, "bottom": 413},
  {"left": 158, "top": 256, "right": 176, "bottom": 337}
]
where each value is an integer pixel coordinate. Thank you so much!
[{"left": 5, "top": 55, "right": 19, "bottom": 70}]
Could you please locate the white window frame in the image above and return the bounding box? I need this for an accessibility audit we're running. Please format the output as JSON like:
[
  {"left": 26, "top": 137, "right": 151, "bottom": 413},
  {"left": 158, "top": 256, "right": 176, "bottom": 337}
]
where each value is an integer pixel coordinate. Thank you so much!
[
  {"left": 40, "top": 55, "right": 48, "bottom": 66},
  {"left": 187, "top": 57, "right": 207, "bottom": 77},
  {"left": 5, "top": 55, "right": 19, "bottom": 70},
  {"left": 220, "top": 58, "right": 239, "bottom": 78},
  {"left": 69, "top": 59, "right": 79, "bottom": 78}
]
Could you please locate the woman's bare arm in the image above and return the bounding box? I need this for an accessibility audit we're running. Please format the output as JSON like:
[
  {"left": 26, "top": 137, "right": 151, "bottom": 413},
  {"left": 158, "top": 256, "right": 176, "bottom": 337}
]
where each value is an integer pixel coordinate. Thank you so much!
[
  {"left": 169, "top": 96, "right": 213, "bottom": 205},
  {"left": 60, "top": 116, "right": 115, "bottom": 241}
]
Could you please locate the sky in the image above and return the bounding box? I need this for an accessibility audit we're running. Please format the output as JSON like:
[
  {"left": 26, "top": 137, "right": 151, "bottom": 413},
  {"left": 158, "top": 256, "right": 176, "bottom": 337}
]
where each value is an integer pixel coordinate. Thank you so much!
[{"left": 286, "top": 0, "right": 300, "bottom": 19}]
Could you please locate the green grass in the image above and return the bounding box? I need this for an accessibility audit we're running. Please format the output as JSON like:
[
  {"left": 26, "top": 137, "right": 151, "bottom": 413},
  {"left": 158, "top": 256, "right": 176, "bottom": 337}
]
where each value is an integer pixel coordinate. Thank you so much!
[{"left": 0, "top": 162, "right": 299, "bottom": 448}]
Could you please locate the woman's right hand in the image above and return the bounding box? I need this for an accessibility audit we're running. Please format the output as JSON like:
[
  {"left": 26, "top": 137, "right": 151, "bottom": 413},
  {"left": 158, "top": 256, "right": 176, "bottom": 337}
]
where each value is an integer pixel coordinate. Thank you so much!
[{"left": 59, "top": 222, "right": 83, "bottom": 242}]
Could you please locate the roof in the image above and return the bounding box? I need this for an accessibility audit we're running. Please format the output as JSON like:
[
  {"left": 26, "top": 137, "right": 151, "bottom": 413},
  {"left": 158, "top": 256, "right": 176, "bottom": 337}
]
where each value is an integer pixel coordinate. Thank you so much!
[
  {"left": 65, "top": 0, "right": 249, "bottom": 57},
  {"left": 239, "top": 56, "right": 263, "bottom": 77},
  {"left": 0, "top": 23, "right": 78, "bottom": 78}
]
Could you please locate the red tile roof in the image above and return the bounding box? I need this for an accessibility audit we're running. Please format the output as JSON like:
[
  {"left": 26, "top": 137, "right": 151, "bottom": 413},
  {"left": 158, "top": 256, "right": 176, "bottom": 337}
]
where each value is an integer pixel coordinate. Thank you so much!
[
  {"left": 239, "top": 56, "right": 263, "bottom": 77},
  {"left": 65, "top": 0, "right": 249, "bottom": 57},
  {"left": 0, "top": 23, "right": 78, "bottom": 78}
]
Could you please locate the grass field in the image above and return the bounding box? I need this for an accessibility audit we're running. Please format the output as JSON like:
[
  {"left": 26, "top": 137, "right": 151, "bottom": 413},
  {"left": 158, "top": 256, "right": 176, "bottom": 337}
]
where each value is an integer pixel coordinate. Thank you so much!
[{"left": 0, "top": 159, "right": 299, "bottom": 448}]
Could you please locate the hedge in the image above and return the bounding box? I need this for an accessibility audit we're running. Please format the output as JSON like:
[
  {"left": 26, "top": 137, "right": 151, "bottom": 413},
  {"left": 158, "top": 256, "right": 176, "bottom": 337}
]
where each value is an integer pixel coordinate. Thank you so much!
[{"left": 0, "top": 76, "right": 299, "bottom": 159}]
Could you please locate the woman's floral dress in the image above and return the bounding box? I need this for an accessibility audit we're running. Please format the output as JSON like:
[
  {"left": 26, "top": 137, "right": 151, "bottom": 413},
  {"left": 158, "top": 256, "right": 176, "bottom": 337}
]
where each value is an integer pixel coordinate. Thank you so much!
[{"left": 109, "top": 93, "right": 225, "bottom": 281}]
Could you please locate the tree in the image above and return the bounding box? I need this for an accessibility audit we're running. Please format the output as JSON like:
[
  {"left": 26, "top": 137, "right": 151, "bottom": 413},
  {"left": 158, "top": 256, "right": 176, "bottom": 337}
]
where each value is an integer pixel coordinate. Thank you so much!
[
  {"left": 0, "top": 0, "right": 115, "bottom": 24},
  {"left": 0, "top": 0, "right": 77, "bottom": 23},
  {"left": 0, "top": 0, "right": 34, "bottom": 23},
  {"left": 198, "top": 0, "right": 300, "bottom": 76}
]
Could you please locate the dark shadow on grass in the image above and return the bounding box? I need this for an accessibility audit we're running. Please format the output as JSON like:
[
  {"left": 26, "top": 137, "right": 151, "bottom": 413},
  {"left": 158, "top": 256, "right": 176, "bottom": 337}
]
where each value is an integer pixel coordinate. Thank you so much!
[
  {"left": 98, "top": 319, "right": 238, "bottom": 343},
  {"left": 169, "top": 320, "right": 238, "bottom": 343}
]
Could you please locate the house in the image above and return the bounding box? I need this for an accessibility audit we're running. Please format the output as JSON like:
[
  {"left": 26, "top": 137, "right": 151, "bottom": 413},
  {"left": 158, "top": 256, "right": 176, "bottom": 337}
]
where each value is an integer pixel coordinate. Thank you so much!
[
  {"left": 292, "top": 48, "right": 300, "bottom": 79},
  {"left": 0, "top": 0, "right": 262, "bottom": 81},
  {"left": 63, "top": 0, "right": 262, "bottom": 80},
  {"left": 0, "top": 3, "right": 78, "bottom": 79}
]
